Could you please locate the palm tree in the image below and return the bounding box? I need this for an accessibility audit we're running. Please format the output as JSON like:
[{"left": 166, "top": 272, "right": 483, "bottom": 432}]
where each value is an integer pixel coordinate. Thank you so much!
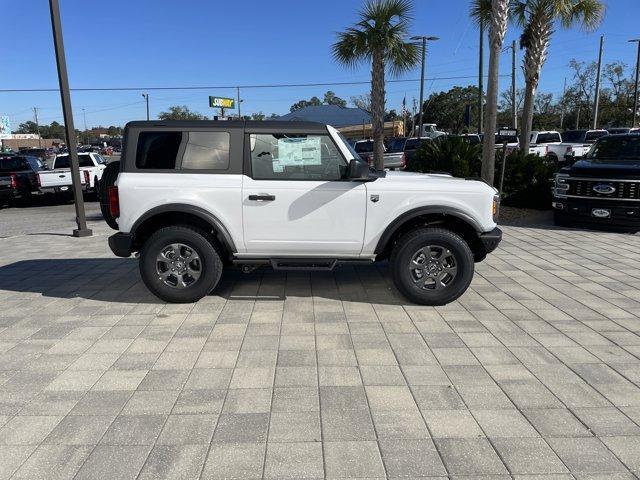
[
  {"left": 332, "top": 0, "right": 419, "bottom": 170},
  {"left": 514, "top": 0, "right": 604, "bottom": 153},
  {"left": 471, "top": 0, "right": 510, "bottom": 186}
]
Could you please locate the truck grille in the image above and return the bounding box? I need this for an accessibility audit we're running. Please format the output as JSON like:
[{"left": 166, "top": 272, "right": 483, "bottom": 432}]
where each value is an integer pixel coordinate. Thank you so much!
[{"left": 567, "top": 179, "right": 640, "bottom": 200}]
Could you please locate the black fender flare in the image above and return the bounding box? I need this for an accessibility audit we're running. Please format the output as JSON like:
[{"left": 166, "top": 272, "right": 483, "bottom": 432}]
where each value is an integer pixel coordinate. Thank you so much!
[
  {"left": 130, "top": 203, "right": 237, "bottom": 253},
  {"left": 374, "top": 206, "right": 483, "bottom": 254}
]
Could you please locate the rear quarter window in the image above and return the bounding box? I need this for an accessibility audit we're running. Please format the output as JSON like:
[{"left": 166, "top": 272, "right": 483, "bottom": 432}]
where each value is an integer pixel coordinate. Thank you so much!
[
  {"left": 135, "top": 131, "right": 231, "bottom": 170},
  {"left": 136, "top": 132, "right": 182, "bottom": 169}
]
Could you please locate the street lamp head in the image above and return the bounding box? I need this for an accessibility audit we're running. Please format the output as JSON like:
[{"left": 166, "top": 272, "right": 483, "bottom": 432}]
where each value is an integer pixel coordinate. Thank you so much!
[
  {"left": 410, "top": 35, "right": 439, "bottom": 42},
  {"left": 629, "top": 39, "right": 640, "bottom": 43}
]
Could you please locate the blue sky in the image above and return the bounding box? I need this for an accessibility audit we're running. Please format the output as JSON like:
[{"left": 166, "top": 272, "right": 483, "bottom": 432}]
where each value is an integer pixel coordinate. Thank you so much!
[{"left": 1, "top": 0, "right": 639, "bottom": 129}]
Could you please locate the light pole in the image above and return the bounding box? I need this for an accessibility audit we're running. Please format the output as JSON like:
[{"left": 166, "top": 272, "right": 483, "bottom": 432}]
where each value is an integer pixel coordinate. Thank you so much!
[
  {"left": 630, "top": 39, "right": 640, "bottom": 128},
  {"left": 410, "top": 35, "right": 439, "bottom": 138},
  {"left": 48, "top": 0, "right": 91, "bottom": 237},
  {"left": 592, "top": 35, "right": 604, "bottom": 129},
  {"left": 142, "top": 93, "right": 149, "bottom": 120}
]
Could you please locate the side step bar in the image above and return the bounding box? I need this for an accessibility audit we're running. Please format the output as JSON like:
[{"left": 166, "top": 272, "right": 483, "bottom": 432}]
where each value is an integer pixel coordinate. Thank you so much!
[
  {"left": 270, "top": 258, "right": 337, "bottom": 271},
  {"left": 232, "top": 257, "right": 374, "bottom": 273}
]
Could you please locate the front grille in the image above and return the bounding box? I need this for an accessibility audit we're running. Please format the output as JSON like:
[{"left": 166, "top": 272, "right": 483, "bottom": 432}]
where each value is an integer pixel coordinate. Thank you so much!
[{"left": 567, "top": 178, "right": 640, "bottom": 200}]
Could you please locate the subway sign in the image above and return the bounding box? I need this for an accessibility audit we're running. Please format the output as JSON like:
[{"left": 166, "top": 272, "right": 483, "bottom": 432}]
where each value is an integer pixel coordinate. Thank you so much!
[{"left": 209, "top": 96, "right": 235, "bottom": 109}]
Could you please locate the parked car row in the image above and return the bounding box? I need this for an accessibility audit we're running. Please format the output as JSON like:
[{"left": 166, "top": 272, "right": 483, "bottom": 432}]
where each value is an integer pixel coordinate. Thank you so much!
[{"left": 0, "top": 151, "right": 107, "bottom": 207}]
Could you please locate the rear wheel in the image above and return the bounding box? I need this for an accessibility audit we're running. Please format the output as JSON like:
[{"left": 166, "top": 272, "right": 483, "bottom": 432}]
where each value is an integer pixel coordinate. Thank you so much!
[
  {"left": 139, "top": 225, "right": 223, "bottom": 303},
  {"left": 99, "top": 161, "right": 120, "bottom": 229},
  {"left": 390, "top": 227, "right": 474, "bottom": 305}
]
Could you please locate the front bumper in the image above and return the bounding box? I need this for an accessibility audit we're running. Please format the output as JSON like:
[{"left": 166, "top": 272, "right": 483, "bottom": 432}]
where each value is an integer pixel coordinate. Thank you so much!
[
  {"left": 108, "top": 232, "right": 133, "bottom": 257},
  {"left": 553, "top": 197, "right": 640, "bottom": 228},
  {"left": 479, "top": 227, "right": 502, "bottom": 254}
]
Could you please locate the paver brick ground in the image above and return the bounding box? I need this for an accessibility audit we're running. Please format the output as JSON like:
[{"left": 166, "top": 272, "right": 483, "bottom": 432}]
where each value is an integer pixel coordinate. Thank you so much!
[{"left": 0, "top": 217, "right": 640, "bottom": 478}]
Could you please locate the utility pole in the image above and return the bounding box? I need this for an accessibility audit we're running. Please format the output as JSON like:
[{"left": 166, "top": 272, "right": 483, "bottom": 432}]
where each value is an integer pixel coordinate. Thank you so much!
[
  {"left": 630, "top": 39, "right": 640, "bottom": 128},
  {"left": 49, "top": 0, "right": 91, "bottom": 237},
  {"left": 592, "top": 35, "right": 604, "bottom": 129},
  {"left": 141, "top": 93, "right": 149, "bottom": 120},
  {"left": 33, "top": 107, "right": 42, "bottom": 148},
  {"left": 511, "top": 40, "right": 517, "bottom": 129},
  {"left": 237, "top": 87, "right": 241, "bottom": 119},
  {"left": 410, "top": 35, "right": 439, "bottom": 138},
  {"left": 560, "top": 77, "right": 567, "bottom": 129},
  {"left": 411, "top": 98, "right": 417, "bottom": 135},
  {"left": 478, "top": 17, "right": 484, "bottom": 135}
]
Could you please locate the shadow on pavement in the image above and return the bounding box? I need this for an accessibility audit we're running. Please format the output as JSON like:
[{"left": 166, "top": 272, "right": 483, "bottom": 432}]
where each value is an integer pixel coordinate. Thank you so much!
[{"left": 0, "top": 258, "right": 403, "bottom": 305}]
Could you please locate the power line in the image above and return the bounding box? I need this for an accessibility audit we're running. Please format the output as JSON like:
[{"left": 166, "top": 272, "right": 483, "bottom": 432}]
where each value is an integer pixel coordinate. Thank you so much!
[{"left": 0, "top": 74, "right": 508, "bottom": 93}]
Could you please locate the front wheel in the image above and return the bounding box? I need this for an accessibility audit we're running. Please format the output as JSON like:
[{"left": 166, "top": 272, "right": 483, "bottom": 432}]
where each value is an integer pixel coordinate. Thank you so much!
[
  {"left": 390, "top": 227, "right": 474, "bottom": 305},
  {"left": 139, "top": 226, "right": 223, "bottom": 303}
]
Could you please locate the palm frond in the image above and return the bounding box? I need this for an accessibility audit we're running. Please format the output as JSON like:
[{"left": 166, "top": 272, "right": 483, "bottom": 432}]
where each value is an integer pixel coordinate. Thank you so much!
[
  {"left": 559, "top": 0, "right": 605, "bottom": 31},
  {"left": 469, "top": 0, "right": 493, "bottom": 28},
  {"left": 386, "top": 41, "right": 420, "bottom": 76}
]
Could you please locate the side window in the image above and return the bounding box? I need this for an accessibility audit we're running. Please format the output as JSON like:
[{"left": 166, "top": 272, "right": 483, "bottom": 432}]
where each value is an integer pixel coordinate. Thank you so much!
[
  {"left": 249, "top": 133, "right": 347, "bottom": 181},
  {"left": 55, "top": 156, "right": 70, "bottom": 169},
  {"left": 78, "top": 155, "right": 94, "bottom": 167},
  {"left": 182, "top": 132, "right": 230, "bottom": 170},
  {"left": 136, "top": 132, "right": 182, "bottom": 169}
]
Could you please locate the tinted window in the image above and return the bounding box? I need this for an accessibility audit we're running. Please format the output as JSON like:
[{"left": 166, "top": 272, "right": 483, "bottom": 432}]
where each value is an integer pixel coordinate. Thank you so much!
[
  {"left": 534, "top": 132, "right": 561, "bottom": 144},
  {"left": 54, "top": 154, "right": 93, "bottom": 168},
  {"left": 387, "top": 138, "right": 407, "bottom": 152},
  {"left": 585, "top": 131, "right": 608, "bottom": 143},
  {"left": 405, "top": 138, "right": 428, "bottom": 150},
  {"left": 495, "top": 134, "right": 518, "bottom": 144},
  {"left": 562, "top": 130, "right": 586, "bottom": 143},
  {"left": 249, "top": 133, "right": 347, "bottom": 181},
  {"left": 0, "top": 157, "right": 28, "bottom": 172},
  {"left": 182, "top": 132, "right": 230, "bottom": 170},
  {"left": 354, "top": 140, "right": 374, "bottom": 153},
  {"left": 136, "top": 132, "right": 182, "bottom": 169},
  {"left": 25, "top": 156, "right": 41, "bottom": 171}
]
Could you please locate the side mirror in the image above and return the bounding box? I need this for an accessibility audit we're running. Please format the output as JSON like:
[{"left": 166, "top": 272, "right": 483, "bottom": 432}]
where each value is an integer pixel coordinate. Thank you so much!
[{"left": 348, "top": 158, "right": 375, "bottom": 181}]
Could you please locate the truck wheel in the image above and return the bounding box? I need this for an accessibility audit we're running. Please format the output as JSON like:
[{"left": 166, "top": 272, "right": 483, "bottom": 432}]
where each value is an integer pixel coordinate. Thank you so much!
[
  {"left": 99, "top": 161, "right": 120, "bottom": 230},
  {"left": 139, "top": 225, "right": 223, "bottom": 303},
  {"left": 390, "top": 227, "right": 474, "bottom": 306}
]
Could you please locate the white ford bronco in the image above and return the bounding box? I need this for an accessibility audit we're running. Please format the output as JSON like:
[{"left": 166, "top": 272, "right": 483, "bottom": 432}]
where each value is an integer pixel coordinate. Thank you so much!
[{"left": 104, "top": 120, "right": 501, "bottom": 304}]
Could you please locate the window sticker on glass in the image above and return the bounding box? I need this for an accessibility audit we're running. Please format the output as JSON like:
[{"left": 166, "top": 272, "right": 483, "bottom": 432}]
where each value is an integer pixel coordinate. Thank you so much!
[{"left": 277, "top": 137, "right": 322, "bottom": 166}]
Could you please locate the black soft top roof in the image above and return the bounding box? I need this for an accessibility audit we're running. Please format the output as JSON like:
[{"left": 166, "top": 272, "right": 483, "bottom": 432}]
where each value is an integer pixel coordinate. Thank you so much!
[{"left": 124, "top": 120, "right": 329, "bottom": 134}]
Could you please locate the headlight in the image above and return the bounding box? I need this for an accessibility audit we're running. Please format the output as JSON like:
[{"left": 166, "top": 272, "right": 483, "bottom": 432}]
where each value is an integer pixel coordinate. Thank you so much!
[
  {"left": 492, "top": 195, "right": 500, "bottom": 219},
  {"left": 554, "top": 174, "right": 570, "bottom": 195}
]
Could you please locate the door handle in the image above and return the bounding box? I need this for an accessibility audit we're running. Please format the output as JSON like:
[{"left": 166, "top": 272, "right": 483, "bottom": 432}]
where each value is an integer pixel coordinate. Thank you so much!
[{"left": 248, "top": 194, "right": 275, "bottom": 201}]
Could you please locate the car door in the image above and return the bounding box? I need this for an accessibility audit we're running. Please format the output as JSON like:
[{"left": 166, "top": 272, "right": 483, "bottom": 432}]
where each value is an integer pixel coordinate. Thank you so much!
[{"left": 242, "top": 130, "right": 367, "bottom": 256}]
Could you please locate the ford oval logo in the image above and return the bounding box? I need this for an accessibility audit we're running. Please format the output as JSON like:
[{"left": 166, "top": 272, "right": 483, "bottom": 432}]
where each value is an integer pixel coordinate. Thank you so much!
[{"left": 593, "top": 184, "right": 616, "bottom": 195}]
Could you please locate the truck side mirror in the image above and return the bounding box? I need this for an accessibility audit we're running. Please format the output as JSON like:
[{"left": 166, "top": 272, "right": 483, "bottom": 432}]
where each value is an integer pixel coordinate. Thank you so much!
[{"left": 348, "top": 158, "right": 375, "bottom": 181}]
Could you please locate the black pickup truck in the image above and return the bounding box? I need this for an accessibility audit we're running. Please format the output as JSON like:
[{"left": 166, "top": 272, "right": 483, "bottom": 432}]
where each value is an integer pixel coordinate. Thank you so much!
[
  {"left": 0, "top": 155, "right": 42, "bottom": 206},
  {"left": 553, "top": 134, "right": 640, "bottom": 232}
]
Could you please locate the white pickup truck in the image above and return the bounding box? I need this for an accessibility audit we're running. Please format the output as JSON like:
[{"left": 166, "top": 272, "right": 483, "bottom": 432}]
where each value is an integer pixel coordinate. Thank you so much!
[
  {"left": 545, "top": 129, "right": 608, "bottom": 164},
  {"left": 39, "top": 152, "right": 107, "bottom": 194},
  {"left": 103, "top": 120, "right": 502, "bottom": 305}
]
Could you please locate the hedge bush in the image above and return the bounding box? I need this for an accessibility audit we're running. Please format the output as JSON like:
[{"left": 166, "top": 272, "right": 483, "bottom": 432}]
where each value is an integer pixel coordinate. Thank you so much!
[{"left": 407, "top": 137, "right": 554, "bottom": 209}]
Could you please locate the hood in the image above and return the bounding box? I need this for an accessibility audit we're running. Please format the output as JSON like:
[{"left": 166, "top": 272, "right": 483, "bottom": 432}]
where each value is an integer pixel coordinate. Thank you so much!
[
  {"left": 562, "top": 158, "right": 640, "bottom": 179},
  {"left": 384, "top": 170, "right": 457, "bottom": 179}
]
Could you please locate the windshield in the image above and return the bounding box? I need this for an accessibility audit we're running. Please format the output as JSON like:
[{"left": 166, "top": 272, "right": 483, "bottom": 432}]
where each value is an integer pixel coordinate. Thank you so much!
[
  {"left": 584, "top": 136, "right": 640, "bottom": 162},
  {"left": 387, "top": 138, "right": 406, "bottom": 152}
]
